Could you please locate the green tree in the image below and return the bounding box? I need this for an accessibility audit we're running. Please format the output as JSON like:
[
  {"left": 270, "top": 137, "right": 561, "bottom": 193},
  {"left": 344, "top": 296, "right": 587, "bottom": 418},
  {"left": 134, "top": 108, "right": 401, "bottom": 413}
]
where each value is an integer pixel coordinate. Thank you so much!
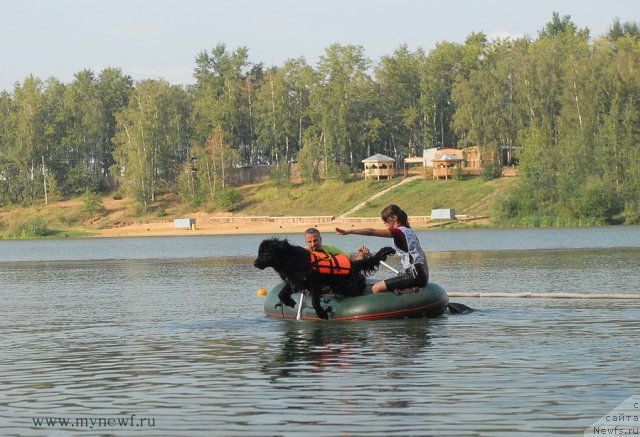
[
  {"left": 538, "top": 12, "right": 586, "bottom": 39},
  {"left": 555, "top": 33, "right": 603, "bottom": 214},
  {"left": 40, "top": 77, "right": 67, "bottom": 200},
  {"left": 8, "top": 76, "right": 47, "bottom": 204},
  {"left": 420, "top": 34, "right": 486, "bottom": 149},
  {"left": 59, "top": 70, "right": 104, "bottom": 194},
  {"left": 192, "top": 43, "right": 255, "bottom": 164},
  {"left": 95, "top": 68, "right": 134, "bottom": 183},
  {"left": 0, "top": 90, "right": 17, "bottom": 205},
  {"left": 309, "top": 43, "right": 374, "bottom": 174},
  {"left": 607, "top": 18, "right": 640, "bottom": 41},
  {"left": 297, "top": 126, "right": 323, "bottom": 182},
  {"left": 254, "top": 58, "right": 314, "bottom": 167},
  {"left": 599, "top": 33, "right": 640, "bottom": 222},
  {"left": 374, "top": 45, "right": 423, "bottom": 157},
  {"left": 453, "top": 38, "right": 527, "bottom": 165},
  {"left": 112, "top": 80, "right": 191, "bottom": 210},
  {"left": 190, "top": 125, "right": 240, "bottom": 205}
]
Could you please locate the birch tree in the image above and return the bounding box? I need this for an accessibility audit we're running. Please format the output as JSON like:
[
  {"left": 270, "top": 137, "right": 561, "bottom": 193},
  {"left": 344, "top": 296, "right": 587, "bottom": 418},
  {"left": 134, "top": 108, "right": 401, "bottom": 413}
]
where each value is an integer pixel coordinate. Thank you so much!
[
  {"left": 112, "top": 80, "right": 190, "bottom": 210},
  {"left": 375, "top": 45, "right": 424, "bottom": 157},
  {"left": 8, "top": 76, "right": 46, "bottom": 203},
  {"left": 190, "top": 125, "right": 239, "bottom": 204},
  {"left": 309, "top": 43, "right": 373, "bottom": 176}
]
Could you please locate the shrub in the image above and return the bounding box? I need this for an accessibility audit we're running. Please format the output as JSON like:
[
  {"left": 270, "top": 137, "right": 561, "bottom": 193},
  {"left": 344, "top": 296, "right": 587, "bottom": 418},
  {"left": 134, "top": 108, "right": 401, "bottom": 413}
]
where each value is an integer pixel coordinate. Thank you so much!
[
  {"left": 481, "top": 161, "right": 501, "bottom": 180},
  {"left": 216, "top": 187, "right": 243, "bottom": 212},
  {"left": 623, "top": 201, "right": 640, "bottom": 225},
  {"left": 492, "top": 194, "right": 521, "bottom": 221},
  {"left": 325, "top": 163, "right": 352, "bottom": 182},
  {"left": 81, "top": 190, "right": 106, "bottom": 215},
  {"left": 270, "top": 161, "right": 291, "bottom": 187},
  {"left": 574, "top": 177, "right": 620, "bottom": 223},
  {"left": 64, "top": 165, "right": 98, "bottom": 196},
  {"left": 453, "top": 166, "right": 464, "bottom": 181},
  {"left": 20, "top": 217, "right": 50, "bottom": 237}
]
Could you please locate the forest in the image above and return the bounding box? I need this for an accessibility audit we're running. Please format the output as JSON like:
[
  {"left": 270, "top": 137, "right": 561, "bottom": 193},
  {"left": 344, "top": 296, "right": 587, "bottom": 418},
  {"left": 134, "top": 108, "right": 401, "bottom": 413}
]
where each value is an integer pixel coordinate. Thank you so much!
[{"left": 0, "top": 13, "right": 639, "bottom": 225}]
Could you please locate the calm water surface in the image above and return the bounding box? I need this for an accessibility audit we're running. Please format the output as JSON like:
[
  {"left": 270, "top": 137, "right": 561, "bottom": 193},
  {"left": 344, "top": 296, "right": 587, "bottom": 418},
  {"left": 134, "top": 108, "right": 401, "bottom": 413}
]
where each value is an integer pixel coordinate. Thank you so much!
[{"left": 1, "top": 226, "right": 639, "bottom": 436}]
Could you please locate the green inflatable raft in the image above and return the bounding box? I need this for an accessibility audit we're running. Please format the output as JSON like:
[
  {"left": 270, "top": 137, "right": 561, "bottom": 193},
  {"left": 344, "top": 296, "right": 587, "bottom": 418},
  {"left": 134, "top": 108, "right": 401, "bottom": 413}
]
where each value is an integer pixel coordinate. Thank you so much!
[{"left": 263, "top": 278, "right": 449, "bottom": 321}]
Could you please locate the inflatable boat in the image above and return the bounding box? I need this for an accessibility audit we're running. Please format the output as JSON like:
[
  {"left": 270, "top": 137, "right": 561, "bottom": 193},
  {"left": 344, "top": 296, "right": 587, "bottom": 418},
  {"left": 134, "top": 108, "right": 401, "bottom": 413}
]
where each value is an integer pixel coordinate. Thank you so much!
[{"left": 263, "top": 279, "right": 449, "bottom": 321}]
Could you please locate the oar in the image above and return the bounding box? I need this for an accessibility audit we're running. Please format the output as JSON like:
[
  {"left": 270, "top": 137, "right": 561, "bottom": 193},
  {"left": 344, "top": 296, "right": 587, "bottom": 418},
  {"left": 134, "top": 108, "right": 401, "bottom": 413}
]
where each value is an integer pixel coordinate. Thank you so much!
[
  {"left": 380, "top": 260, "right": 399, "bottom": 274},
  {"left": 378, "top": 260, "right": 475, "bottom": 313},
  {"left": 448, "top": 291, "right": 640, "bottom": 299},
  {"left": 296, "top": 293, "right": 305, "bottom": 320}
]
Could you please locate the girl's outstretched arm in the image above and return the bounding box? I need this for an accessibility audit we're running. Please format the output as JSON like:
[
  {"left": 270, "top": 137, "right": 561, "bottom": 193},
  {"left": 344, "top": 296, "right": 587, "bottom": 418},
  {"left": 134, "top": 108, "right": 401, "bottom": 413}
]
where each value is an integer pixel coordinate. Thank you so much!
[{"left": 335, "top": 227, "right": 392, "bottom": 238}]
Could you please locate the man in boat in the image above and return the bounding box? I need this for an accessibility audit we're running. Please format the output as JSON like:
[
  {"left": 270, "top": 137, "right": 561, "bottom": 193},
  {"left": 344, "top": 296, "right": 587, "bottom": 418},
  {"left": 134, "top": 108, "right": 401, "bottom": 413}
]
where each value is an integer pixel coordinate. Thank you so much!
[
  {"left": 304, "top": 227, "right": 369, "bottom": 261},
  {"left": 272, "top": 228, "right": 372, "bottom": 308}
]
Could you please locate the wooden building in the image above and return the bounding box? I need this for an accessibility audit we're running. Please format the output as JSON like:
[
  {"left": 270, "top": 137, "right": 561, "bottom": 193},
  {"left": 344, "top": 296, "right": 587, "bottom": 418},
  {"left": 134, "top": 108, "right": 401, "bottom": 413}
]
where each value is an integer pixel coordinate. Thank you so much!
[
  {"left": 462, "top": 145, "right": 482, "bottom": 168},
  {"left": 432, "top": 153, "right": 464, "bottom": 180},
  {"left": 362, "top": 154, "right": 395, "bottom": 180}
]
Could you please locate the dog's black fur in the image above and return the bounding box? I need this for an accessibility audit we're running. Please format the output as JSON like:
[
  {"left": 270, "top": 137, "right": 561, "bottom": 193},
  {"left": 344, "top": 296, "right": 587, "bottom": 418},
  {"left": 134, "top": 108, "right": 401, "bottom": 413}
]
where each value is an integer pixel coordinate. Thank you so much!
[{"left": 254, "top": 238, "right": 395, "bottom": 319}]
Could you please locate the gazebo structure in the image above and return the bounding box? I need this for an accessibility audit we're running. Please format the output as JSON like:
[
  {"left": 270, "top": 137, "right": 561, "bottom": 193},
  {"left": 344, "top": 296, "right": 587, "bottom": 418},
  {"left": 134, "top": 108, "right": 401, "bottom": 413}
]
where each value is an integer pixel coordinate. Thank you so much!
[
  {"left": 362, "top": 153, "right": 395, "bottom": 180},
  {"left": 432, "top": 153, "right": 464, "bottom": 180}
]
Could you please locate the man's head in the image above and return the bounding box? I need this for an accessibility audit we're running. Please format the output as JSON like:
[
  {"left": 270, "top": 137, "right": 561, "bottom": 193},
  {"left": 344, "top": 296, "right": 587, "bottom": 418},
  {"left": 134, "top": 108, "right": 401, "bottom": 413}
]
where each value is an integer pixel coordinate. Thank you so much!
[{"left": 304, "top": 227, "right": 323, "bottom": 251}]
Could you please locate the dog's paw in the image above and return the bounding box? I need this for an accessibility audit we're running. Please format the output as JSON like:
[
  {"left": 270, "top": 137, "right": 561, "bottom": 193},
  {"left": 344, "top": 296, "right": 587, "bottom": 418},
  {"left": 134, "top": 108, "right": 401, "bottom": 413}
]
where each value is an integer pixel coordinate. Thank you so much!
[
  {"left": 315, "top": 307, "right": 330, "bottom": 320},
  {"left": 311, "top": 301, "right": 330, "bottom": 320},
  {"left": 379, "top": 246, "right": 396, "bottom": 260},
  {"left": 278, "top": 292, "right": 297, "bottom": 308}
]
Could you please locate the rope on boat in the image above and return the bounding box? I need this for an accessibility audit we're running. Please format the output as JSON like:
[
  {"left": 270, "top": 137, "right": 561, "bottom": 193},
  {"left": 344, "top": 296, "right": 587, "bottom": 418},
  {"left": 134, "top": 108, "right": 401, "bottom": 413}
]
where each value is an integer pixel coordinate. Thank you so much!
[{"left": 448, "top": 292, "right": 640, "bottom": 299}]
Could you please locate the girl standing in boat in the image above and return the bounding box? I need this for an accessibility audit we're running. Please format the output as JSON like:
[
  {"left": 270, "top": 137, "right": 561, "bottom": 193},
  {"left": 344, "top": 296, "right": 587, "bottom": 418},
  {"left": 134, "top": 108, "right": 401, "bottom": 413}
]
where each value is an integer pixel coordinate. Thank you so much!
[{"left": 335, "top": 204, "right": 428, "bottom": 293}]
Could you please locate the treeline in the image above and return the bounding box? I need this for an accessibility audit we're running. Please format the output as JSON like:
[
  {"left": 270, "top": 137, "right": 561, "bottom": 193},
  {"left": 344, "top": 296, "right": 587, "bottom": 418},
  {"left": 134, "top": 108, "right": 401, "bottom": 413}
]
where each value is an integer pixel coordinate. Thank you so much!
[{"left": 0, "top": 13, "right": 639, "bottom": 224}]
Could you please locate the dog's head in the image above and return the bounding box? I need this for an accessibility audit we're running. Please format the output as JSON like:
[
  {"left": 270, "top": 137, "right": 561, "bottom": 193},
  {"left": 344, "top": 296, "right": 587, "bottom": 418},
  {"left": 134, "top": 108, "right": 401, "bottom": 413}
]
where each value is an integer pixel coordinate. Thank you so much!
[{"left": 253, "top": 238, "right": 292, "bottom": 270}]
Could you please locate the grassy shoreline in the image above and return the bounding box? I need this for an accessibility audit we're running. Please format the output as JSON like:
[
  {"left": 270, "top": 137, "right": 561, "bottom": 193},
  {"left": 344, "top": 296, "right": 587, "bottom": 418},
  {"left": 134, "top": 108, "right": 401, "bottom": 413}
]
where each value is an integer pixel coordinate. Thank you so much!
[{"left": 2, "top": 175, "right": 517, "bottom": 239}]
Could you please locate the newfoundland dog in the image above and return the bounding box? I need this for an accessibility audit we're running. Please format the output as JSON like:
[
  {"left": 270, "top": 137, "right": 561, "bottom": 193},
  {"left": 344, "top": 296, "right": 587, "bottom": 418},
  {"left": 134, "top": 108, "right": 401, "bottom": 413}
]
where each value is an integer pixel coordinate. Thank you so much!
[{"left": 254, "top": 237, "right": 395, "bottom": 319}]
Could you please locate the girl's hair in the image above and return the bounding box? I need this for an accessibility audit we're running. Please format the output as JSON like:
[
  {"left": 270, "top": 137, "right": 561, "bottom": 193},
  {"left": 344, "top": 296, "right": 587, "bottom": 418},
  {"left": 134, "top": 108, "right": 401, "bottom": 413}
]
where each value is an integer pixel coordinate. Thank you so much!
[{"left": 381, "top": 204, "right": 409, "bottom": 226}]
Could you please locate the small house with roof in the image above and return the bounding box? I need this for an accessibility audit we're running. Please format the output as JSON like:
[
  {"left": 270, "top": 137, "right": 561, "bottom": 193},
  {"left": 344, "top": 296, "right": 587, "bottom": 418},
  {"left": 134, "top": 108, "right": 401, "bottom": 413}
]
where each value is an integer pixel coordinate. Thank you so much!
[
  {"left": 362, "top": 153, "right": 395, "bottom": 180},
  {"left": 404, "top": 146, "right": 501, "bottom": 180},
  {"left": 432, "top": 149, "right": 464, "bottom": 180}
]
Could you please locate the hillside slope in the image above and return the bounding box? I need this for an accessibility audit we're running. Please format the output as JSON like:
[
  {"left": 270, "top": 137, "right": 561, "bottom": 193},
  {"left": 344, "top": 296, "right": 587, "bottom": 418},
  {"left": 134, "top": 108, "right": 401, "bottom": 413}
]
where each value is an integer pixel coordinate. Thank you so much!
[{"left": 0, "top": 175, "right": 518, "bottom": 238}]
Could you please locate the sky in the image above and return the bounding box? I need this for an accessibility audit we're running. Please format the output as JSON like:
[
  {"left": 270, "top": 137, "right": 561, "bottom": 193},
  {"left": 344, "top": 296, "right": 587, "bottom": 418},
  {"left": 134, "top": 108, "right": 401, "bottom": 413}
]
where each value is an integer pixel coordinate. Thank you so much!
[{"left": 1, "top": 0, "right": 639, "bottom": 92}]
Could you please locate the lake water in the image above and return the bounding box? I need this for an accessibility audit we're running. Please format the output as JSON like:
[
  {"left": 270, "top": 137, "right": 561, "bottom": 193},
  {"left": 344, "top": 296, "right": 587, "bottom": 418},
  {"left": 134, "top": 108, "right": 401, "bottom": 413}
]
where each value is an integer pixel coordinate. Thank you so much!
[{"left": 1, "top": 226, "right": 639, "bottom": 436}]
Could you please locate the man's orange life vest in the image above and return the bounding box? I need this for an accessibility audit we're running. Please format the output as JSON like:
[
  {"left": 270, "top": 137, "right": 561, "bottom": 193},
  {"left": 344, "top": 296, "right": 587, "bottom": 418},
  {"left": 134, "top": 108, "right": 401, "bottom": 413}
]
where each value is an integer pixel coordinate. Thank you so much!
[{"left": 309, "top": 251, "right": 352, "bottom": 275}]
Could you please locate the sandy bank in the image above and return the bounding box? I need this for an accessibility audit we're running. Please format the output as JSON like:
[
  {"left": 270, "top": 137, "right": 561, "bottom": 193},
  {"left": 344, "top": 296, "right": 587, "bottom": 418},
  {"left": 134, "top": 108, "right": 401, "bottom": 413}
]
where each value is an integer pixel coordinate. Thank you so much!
[{"left": 92, "top": 215, "right": 488, "bottom": 238}]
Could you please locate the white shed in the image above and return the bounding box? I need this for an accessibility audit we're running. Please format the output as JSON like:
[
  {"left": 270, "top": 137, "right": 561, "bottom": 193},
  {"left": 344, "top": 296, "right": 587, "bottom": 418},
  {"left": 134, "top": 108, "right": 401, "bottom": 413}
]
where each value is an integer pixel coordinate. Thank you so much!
[
  {"left": 431, "top": 209, "right": 456, "bottom": 220},
  {"left": 174, "top": 218, "right": 196, "bottom": 229}
]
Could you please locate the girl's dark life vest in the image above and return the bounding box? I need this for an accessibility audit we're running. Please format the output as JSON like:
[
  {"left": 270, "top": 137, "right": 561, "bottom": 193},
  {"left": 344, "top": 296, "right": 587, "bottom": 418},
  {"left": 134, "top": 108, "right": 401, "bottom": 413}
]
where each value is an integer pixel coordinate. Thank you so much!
[{"left": 309, "top": 251, "right": 351, "bottom": 275}]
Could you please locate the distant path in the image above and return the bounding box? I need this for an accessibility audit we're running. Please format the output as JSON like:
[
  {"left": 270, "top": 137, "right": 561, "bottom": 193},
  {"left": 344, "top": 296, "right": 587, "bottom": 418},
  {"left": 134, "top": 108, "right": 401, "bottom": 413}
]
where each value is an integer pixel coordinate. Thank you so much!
[{"left": 336, "top": 176, "right": 422, "bottom": 219}]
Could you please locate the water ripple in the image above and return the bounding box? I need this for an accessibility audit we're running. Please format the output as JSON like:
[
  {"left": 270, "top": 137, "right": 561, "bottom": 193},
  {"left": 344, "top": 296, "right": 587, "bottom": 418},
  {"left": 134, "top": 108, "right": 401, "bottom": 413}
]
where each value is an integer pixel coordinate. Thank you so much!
[{"left": 1, "top": 237, "right": 640, "bottom": 435}]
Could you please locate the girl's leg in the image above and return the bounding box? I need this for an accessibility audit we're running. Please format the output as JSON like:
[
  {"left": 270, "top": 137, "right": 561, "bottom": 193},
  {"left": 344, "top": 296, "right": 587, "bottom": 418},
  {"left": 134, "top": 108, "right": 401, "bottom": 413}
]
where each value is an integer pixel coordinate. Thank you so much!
[{"left": 372, "top": 280, "right": 388, "bottom": 293}]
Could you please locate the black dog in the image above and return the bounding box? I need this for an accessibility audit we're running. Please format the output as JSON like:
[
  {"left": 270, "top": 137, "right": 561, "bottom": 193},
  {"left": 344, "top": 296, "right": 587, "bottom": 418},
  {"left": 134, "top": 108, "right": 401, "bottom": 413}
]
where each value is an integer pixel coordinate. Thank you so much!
[{"left": 254, "top": 238, "right": 395, "bottom": 319}]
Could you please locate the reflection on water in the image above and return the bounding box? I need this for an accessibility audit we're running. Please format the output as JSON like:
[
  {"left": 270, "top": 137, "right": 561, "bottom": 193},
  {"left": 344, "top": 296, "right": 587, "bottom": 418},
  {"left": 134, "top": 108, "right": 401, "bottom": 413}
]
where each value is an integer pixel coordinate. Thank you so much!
[
  {"left": 430, "top": 247, "right": 640, "bottom": 294},
  {"left": 1, "top": 228, "right": 640, "bottom": 435},
  {"left": 262, "top": 320, "right": 432, "bottom": 380}
]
